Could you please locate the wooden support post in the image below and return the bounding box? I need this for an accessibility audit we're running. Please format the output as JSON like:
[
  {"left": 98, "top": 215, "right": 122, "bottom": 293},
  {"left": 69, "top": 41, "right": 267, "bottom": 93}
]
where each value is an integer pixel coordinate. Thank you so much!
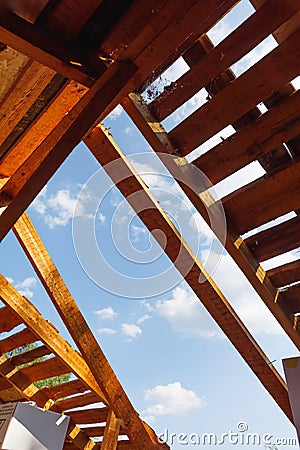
[{"left": 100, "top": 410, "right": 121, "bottom": 450}]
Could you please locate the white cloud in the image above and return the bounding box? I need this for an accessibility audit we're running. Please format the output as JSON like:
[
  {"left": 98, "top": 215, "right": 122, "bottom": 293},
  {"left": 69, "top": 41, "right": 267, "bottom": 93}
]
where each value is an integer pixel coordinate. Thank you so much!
[
  {"left": 156, "top": 285, "right": 223, "bottom": 339},
  {"left": 137, "top": 314, "right": 151, "bottom": 324},
  {"left": 188, "top": 212, "right": 214, "bottom": 245},
  {"left": 125, "top": 126, "right": 133, "bottom": 135},
  {"left": 232, "top": 36, "right": 277, "bottom": 77},
  {"left": 97, "top": 328, "right": 117, "bottom": 335},
  {"left": 94, "top": 306, "right": 117, "bottom": 320},
  {"left": 31, "top": 187, "right": 87, "bottom": 229},
  {"left": 15, "top": 277, "right": 37, "bottom": 299},
  {"left": 107, "top": 104, "right": 123, "bottom": 120},
  {"left": 144, "top": 382, "right": 205, "bottom": 416},
  {"left": 98, "top": 212, "right": 106, "bottom": 224},
  {"left": 122, "top": 323, "right": 142, "bottom": 338}
]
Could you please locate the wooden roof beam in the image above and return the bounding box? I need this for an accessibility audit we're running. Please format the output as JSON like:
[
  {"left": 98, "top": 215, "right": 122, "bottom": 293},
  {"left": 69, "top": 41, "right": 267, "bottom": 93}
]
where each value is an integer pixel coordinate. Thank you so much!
[
  {"left": 12, "top": 214, "right": 169, "bottom": 450},
  {"left": 169, "top": 27, "right": 300, "bottom": 155},
  {"left": 0, "top": 9, "right": 104, "bottom": 87},
  {"left": 84, "top": 124, "right": 293, "bottom": 422},
  {"left": 245, "top": 216, "right": 300, "bottom": 262},
  {"left": 0, "top": 60, "right": 136, "bottom": 241},
  {"left": 267, "top": 260, "right": 300, "bottom": 288},
  {"left": 149, "top": 0, "right": 300, "bottom": 121},
  {"left": 121, "top": 92, "right": 300, "bottom": 353}
]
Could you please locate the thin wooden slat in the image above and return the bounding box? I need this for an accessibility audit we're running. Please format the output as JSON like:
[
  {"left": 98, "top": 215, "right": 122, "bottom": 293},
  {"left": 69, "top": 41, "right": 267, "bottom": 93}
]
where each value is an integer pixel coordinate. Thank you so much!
[
  {"left": 41, "top": 379, "right": 88, "bottom": 401},
  {"left": 150, "top": 0, "right": 300, "bottom": 121},
  {"left": 83, "top": 426, "right": 106, "bottom": 438},
  {"left": 169, "top": 28, "right": 300, "bottom": 155},
  {"left": 9, "top": 344, "right": 51, "bottom": 367},
  {"left": 102, "top": 411, "right": 121, "bottom": 450},
  {"left": 67, "top": 408, "right": 109, "bottom": 425},
  {"left": 267, "top": 260, "right": 300, "bottom": 288},
  {"left": 0, "top": 275, "right": 108, "bottom": 404},
  {"left": 245, "top": 216, "right": 300, "bottom": 262},
  {"left": 0, "top": 80, "right": 87, "bottom": 178},
  {"left": 223, "top": 158, "right": 300, "bottom": 235},
  {"left": 193, "top": 90, "right": 300, "bottom": 185},
  {"left": 0, "top": 327, "right": 37, "bottom": 353},
  {"left": 0, "top": 10, "right": 102, "bottom": 87},
  {"left": 0, "top": 61, "right": 137, "bottom": 241},
  {"left": 12, "top": 215, "right": 168, "bottom": 450},
  {"left": 20, "top": 356, "right": 69, "bottom": 382},
  {"left": 0, "top": 60, "right": 55, "bottom": 146},
  {"left": 85, "top": 124, "right": 293, "bottom": 422},
  {"left": 281, "top": 284, "right": 300, "bottom": 314},
  {"left": 123, "top": 93, "right": 300, "bottom": 351},
  {"left": 55, "top": 391, "right": 101, "bottom": 412},
  {"left": 0, "top": 306, "right": 23, "bottom": 333}
]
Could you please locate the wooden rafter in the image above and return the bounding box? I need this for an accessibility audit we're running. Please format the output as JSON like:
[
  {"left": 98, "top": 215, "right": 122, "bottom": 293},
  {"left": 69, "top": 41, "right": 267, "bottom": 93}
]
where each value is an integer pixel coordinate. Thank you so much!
[
  {"left": 82, "top": 124, "right": 293, "bottom": 421},
  {"left": 12, "top": 214, "right": 169, "bottom": 450}
]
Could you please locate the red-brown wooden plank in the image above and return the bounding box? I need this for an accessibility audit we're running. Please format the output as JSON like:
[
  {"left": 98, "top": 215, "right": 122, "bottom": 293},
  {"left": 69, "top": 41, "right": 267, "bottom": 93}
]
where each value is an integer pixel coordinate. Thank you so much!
[
  {"left": 267, "top": 260, "right": 300, "bottom": 288},
  {"left": 0, "top": 306, "right": 23, "bottom": 333}
]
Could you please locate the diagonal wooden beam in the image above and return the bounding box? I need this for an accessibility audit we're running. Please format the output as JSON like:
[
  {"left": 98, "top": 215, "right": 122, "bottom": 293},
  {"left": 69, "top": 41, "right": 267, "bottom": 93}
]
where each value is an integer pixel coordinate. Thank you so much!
[
  {"left": 12, "top": 214, "right": 169, "bottom": 450},
  {"left": 0, "top": 274, "right": 108, "bottom": 404},
  {"left": 122, "top": 93, "right": 300, "bottom": 351},
  {"left": 0, "top": 60, "right": 137, "bottom": 241},
  {"left": 84, "top": 124, "right": 293, "bottom": 422},
  {"left": 0, "top": 9, "right": 104, "bottom": 86}
]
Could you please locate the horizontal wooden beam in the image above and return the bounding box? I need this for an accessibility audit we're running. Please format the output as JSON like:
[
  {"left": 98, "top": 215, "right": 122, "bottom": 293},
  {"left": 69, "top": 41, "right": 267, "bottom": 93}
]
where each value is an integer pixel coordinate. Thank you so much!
[
  {"left": 281, "top": 284, "right": 300, "bottom": 315},
  {"left": 0, "top": 10, "right": 103, "bottom": 87},
  {"left": 12, "top": 213, "right": 168, "bottom": 450},
  {"left": 0, "top": 306, "right": 22, "bottom": 333},
  {"left": 267, "top": 260, "right": 300, "bottom": 288},
  {"left": 0, "top": 327, "right": 37, "bottom": 353},
  {"left": 85, "top": 124, "right": 293, "bottom": 422},
  {"left": 223, "top": 158, "right": 300, "bottom": 235},
  {"left": 122, "top": 92, "right": 300, "bottom": 356},
  {"left": 193, "top": 90, "right": 300, "bottom": 185},
  {"left": 245, "top": 216, "right": 300, "bottom": 262},
  {"left": 0, "top": 61, "right": 136, "bottom": 241},
  {"left": 169, "top": 28, "right": 300, "bottom": 155},
  {"left": 0, "top": 274, "right": 108, "bottom": 404},
  {"left": 150, "top": 0, "right": 300, "bottom": 121}
]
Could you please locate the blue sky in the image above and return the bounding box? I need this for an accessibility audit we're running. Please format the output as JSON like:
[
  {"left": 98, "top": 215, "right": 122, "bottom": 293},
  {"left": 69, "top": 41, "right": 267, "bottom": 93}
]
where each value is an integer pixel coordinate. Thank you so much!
[{"left": 1, "top": 0, "right": 300, "bottom": 448}]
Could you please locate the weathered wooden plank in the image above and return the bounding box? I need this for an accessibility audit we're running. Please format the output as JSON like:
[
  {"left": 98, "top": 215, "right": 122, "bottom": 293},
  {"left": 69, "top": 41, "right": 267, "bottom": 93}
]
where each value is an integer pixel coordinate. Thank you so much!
[
  {"left": 9, "top": 344, "right": 51, "bottom": 367},
  {"left": 12, "top": 215, "right": 169, "bottom": 450},
  {"left": 0, "top": 60, "right": 55, "bottom": 146},
  {"left": 0, "top": 11, "right": 101, "bottom": 87},
  {"left": 0, "top": 386, "right": 25, "bottom": 402},
  {"left": 55, "top": 391, "right": 101, "bottom": 412},
  {"left": 0, "top": 80, "right": 87, "bottom": 178},
  {"left": 102, "top": 411, "right": 121, "bottom": 450},
  {"left": 0, "top": 274, "right": 108, "bottom": 403},
  {"left": 20, "top": 356, "right": 69, "bottom": 382},
  {"left": 0, "top": 327, "right": 37, "bottom": 354},
  {"left": 123, "top": 93, "right": 300, "bottom": 351},
  {"left": 245, "top": 216, "right": 300, "bottom": 262},
  {"left": 0, "top": 61, "right": 136, "bottom": 241},
  {"left": 85, "top": 124, "right": 293, "bottom": 422},
  {"left": 83, "top": 426, "right": 106, "bottom": 438},
  {"left": 223, "top": 158, "right": 300, "bottom": 235},
  {"left": 41, "top": 379, "right": 88, "bottom": 401},
  {"left": 193, "top": 90, "right": 300, "bottom": 184},
  {"left": 67, "top": 408, "right": 109, "bottom": 425},
  {"left": 169, "top": 28, "right": 300, "bottom": 155},
  {"left": 150, "top": 0, "right": 300, "bottom": 121},
  {"left": 267, "top": 260, "right": 300, "bottom": 288},
  {"left": 0, "top": 306, "right": 23, "bottom": 333}
]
